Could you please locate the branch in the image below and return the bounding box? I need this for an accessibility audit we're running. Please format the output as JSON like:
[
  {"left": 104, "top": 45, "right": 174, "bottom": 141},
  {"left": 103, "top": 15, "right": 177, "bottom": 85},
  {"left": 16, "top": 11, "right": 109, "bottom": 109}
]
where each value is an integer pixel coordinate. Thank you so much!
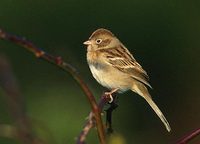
[
  {"left": 77, "top": 92, "right": 118, "bottom": 143},
  {"left": 0, "top": 28, "right": 106, "bottom": 144},
  {"left": 176, "top": 128, "right": 200, "bottom": 144}
]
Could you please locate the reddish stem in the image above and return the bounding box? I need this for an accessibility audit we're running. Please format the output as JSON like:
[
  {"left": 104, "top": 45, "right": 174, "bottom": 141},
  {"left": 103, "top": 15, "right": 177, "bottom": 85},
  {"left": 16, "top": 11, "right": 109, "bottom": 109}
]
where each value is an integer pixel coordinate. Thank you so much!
[
  {"left": 176, "top": 128, "right": 200, "bottom": 144},
  {"left": 0, "top": 28, "right": 106, "bottom": 144},
  {"left": 77, "top": 92, "right": 115, "bottom": 143}
]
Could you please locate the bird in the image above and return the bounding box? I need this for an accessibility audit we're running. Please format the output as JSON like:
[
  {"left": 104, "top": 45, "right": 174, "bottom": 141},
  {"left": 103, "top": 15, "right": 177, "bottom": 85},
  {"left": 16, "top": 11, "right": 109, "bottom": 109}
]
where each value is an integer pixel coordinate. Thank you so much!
[{"left": 83, "top": 28, "right": 171, "bottom": 132}]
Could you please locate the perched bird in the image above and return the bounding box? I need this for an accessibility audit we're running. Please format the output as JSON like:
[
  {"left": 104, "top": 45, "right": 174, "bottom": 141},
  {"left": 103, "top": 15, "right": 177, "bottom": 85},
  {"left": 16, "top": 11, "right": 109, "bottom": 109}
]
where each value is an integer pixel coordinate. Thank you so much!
[{"left": 83, "top": 28, "right": 171, "bottom": 132}]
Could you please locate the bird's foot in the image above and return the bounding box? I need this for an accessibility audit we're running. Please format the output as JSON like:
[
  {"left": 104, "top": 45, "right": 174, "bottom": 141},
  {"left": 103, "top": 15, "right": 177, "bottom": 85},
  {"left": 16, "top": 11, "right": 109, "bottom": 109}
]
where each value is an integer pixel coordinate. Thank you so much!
[
  {"left": 105, "top": 88, "right": 119, "bottom": 103},
  {"left": 105, "top": 93, "right": 113, "bottom": 103}
]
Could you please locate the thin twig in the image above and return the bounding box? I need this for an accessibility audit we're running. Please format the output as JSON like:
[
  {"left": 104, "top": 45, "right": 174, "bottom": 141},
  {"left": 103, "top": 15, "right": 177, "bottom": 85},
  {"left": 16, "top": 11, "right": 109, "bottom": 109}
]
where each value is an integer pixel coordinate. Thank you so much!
[
  {"left": 0, "top": 28, "right": 106, "bottom": 144},
  {"left": 77, "top": 113, "right": 94, "bottom": 144},
  {"left": 77, "top": 92, "right": 117, "bottom": 143},
  {"left": 176, "top": 128, "right": 200, "bottom": 144}
]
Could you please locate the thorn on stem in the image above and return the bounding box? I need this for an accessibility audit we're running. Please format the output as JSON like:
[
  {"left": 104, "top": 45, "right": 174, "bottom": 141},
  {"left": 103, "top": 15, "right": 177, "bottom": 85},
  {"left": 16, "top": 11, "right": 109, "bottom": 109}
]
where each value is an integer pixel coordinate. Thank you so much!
[
  {"left": 35, "top": 51, "right": 45, "bottom": 58},
  {"left": 56, "top": 56, "right": 62, "bottom": 65},
  {"left": 0, "top": 29, "right": 6, "bottom": 38}
]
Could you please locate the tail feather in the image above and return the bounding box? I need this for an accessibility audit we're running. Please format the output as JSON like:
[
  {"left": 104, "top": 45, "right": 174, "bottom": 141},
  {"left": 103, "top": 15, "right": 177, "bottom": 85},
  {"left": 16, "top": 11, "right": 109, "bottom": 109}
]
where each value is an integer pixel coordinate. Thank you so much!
[
  {"left": 143, "top": 94, "right": 171, "bottom": 132},
  {"left": 132, "top": 84, "right": 171, "bottom": 132}
]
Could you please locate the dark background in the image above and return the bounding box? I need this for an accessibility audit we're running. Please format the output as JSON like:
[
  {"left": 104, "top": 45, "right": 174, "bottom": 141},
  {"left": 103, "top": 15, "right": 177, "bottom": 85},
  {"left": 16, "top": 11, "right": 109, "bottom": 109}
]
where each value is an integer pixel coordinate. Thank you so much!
[{"left": 0, "top": 0, "right": 200, "bottom": 144}]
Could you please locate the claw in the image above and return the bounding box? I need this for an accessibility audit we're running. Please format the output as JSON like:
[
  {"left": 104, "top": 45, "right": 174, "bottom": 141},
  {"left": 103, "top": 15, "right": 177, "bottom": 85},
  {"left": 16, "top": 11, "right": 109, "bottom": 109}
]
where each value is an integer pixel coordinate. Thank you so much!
[
  {"left": 105, "top": 88, "right": 119, "bottom": 103},
  {"left": 105, "top": 92, "right": 113, "bottom": 103},
  {"left": 108, "top": 94, "right": 113, "bottom": 103}
]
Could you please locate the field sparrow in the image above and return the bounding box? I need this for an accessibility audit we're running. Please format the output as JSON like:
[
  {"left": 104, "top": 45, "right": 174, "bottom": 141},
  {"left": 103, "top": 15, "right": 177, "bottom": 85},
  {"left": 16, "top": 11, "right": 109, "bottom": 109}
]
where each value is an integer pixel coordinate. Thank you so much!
[{"left": 83, "top": 28, "right": 171, "bottom": 132}]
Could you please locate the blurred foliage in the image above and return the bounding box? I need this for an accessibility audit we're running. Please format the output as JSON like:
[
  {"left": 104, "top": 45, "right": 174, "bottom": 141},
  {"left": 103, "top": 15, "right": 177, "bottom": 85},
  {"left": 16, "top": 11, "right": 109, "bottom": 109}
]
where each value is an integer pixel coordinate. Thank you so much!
[
  {"left": 107, "top": 134, "right": 126, "bottom": 144},
  {"left": 0, "top": 0, "right": 200, "bottom": 144}
]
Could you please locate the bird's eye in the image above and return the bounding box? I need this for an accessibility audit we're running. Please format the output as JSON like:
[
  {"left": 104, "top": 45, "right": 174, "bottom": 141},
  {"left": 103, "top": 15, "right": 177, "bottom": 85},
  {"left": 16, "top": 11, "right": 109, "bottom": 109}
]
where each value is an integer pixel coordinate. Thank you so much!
[{"left": 95, "top": 39, "right": 102, "bottom": 44}]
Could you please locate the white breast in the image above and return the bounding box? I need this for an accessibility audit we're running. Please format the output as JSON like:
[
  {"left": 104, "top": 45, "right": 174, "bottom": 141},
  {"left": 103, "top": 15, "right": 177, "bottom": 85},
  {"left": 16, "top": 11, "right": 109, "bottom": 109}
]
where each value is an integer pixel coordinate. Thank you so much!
[
  {"left": 88, "top": 63, "right": 131, "bottom": 92},
  {"left": 89, "top": 64, "right": 106, "bottom": 86}
]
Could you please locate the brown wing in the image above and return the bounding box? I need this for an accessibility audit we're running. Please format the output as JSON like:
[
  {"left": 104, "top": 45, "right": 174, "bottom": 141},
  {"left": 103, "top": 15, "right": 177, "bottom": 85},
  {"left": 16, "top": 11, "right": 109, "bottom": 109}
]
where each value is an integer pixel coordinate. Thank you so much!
[
  {"left": 101, "top": 45, "right": 152, "bottom": 88},
  {"left": 108, "top": 57, "right": 152, "bottom": 88}
]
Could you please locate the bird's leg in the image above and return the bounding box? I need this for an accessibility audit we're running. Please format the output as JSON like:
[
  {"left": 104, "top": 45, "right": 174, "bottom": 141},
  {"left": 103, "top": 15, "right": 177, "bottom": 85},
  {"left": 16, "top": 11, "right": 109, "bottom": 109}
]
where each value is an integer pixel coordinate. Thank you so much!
[
  {"left": 105, "top": 88, "right": 119, "bottom": 103},
  {"left": 105, "top": 93, "right": 118, "bottom": 134},
  {"left": 103, "top": 88, "right": 119, "bottom": 134}
]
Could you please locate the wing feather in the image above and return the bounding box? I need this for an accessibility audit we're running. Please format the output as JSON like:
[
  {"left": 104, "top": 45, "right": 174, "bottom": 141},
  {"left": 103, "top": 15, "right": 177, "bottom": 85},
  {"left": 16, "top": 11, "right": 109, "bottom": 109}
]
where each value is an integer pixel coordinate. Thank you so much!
[{"left": 100, "top": 45, "right": 152, "bottom": 88}]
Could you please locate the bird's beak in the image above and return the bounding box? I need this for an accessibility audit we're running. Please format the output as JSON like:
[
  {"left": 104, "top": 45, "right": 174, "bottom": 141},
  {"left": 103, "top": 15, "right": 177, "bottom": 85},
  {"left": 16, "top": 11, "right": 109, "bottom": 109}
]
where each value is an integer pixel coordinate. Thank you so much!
[{"left": 83, "top": 40, "right": 92, "bottom": 45}]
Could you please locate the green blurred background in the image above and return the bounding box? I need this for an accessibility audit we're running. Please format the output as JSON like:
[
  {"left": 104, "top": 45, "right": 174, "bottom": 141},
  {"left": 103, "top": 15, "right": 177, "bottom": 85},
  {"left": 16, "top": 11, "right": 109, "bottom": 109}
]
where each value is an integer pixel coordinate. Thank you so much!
[{"left": 0, "top": 0, "right": 200, "bottom": 143}]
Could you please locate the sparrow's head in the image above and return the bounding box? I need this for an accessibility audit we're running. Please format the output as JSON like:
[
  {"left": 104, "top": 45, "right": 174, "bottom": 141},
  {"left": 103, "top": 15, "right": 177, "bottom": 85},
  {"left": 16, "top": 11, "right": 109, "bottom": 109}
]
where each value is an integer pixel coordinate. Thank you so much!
[{"left": 84, "top": 28, "right": 119, "bottom": 51}]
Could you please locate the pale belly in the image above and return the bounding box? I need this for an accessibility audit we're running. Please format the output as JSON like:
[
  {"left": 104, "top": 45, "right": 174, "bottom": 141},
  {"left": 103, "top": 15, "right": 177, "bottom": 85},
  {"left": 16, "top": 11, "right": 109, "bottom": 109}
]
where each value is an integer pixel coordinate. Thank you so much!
[{"left": 89, "top": 64, "right": 131, "bottom": 92}]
